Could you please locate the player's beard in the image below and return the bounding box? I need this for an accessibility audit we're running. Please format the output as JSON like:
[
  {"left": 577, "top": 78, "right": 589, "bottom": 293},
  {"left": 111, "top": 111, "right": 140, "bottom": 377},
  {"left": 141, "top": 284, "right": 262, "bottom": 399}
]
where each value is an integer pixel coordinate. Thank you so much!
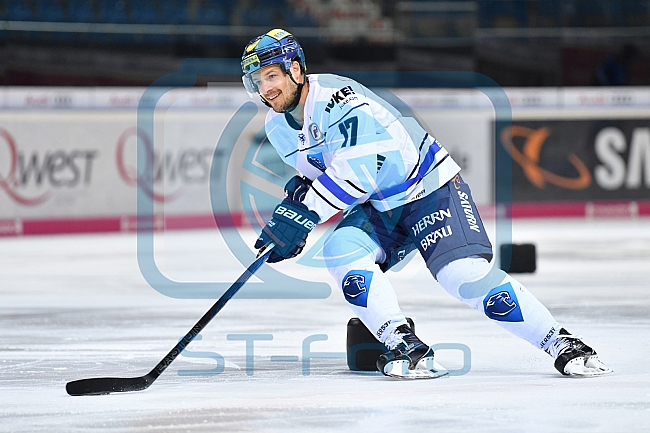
[{"left": 270, "top": 80, "right": 301, "bottom": 113}]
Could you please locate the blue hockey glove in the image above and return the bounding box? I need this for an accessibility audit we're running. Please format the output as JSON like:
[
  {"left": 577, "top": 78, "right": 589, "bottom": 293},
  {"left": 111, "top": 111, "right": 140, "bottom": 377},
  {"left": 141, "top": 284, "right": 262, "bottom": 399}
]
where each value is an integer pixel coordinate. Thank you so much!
[
  {"left": 284, "top": 175, "right": 312, "bottom": 202},
  {"left": 255, "top": 199, "right": 319, "bottom": 263}
]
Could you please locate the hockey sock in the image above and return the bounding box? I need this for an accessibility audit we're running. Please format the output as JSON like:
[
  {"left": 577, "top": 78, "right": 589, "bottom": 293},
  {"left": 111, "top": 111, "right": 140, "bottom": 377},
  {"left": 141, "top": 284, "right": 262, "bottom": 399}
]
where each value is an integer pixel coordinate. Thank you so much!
[
  {"left": 323, "top": 227, "right": 408, "bottom": 343},
  {"left": 436, "top": 257, "right": 560, "bottom": 352}
]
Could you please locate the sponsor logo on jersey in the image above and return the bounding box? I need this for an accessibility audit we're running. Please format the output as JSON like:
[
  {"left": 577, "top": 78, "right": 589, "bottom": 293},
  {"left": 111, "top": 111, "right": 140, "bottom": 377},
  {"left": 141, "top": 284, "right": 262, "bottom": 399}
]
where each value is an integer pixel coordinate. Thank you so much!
[
  {"left": 457, "top": 191, "right": 481, "bottom": 233},
  {"left": 309, "top": 123, "right": 323, "bottom": 141},
  {"left": 411, "top": 189, "right": 426, "bottom": 201},
  {"left": 325, "top": 86, "right": 356, "bottom": 113},
  {"left": 274, "top": 205, "right": 317, "bottom": 231},
  {"left": 298, "top": 133, "right": 306, "bottom": 145},
  {"left": 411, "top": 208, "right": 452, "bottom": 237},
  {"left": 451, "top": 174, "right": 461, "bottom": 190},
  {"left": 342, "top": 270, "right": 373, "bottom": 308},
  {"left": 307, "top": 153, "right": 327, "bottom": 172},
  {"left": 483, "top": 283, "right": 524, "bottom": 322},
  {"left": 419, "top": 226, "right": 453, "bottom": 251}
]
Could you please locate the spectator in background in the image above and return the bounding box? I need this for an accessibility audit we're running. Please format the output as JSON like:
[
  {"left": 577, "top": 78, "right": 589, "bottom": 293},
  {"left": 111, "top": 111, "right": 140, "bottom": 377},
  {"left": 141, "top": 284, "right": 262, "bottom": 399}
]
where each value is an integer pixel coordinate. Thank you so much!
[{"left": 593, "top": 43, "right": 638, "bottom": 86}]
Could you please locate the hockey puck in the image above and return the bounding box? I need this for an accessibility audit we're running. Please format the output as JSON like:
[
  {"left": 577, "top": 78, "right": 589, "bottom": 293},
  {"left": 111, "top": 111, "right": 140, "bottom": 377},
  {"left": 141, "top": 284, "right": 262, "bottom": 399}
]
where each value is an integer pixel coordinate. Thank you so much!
[
  {"left": 499, "top": 243, "right": 536, "bottom": 273},
  {"left": 346, "top": 317, "right": 414, "bottom": 371}
]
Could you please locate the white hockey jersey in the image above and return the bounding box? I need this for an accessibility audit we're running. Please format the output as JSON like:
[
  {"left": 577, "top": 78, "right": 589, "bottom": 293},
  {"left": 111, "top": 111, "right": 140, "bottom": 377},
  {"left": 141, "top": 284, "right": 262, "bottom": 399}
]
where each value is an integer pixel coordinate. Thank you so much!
[{"left": 265, "top": 73, "right": 461, "bottom": 223}]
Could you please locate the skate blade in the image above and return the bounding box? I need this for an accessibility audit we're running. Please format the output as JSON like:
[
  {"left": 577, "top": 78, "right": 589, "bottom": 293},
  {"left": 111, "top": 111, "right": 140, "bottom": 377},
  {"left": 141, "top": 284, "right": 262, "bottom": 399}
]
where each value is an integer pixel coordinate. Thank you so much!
[
  {"left": 564, "top": 355, "right": 613, "bottom": 377},
  {"left": 382, "top": 358, "right": 449, "bottom": 380}
]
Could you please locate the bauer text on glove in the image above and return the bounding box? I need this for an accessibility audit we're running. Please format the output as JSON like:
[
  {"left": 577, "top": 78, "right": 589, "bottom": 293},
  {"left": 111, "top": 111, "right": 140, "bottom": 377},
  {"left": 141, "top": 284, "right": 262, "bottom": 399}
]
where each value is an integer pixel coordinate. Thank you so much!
[{"left": 254, "top": 200, "right": 320, "bottom": 263}]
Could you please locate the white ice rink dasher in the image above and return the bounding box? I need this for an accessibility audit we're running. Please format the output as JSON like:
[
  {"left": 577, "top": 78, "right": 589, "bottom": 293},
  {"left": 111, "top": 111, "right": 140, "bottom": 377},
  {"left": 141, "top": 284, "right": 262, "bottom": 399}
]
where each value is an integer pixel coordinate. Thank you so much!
[{"left": 1, "top": 217, "right": 649, "bottom": 432}]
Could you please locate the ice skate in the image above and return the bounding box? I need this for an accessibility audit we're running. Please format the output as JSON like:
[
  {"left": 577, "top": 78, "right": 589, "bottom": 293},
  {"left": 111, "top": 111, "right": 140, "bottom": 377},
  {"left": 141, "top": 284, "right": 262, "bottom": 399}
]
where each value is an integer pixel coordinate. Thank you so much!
[
  {"left": 545, "top": 328, "right": 612, "bottom": 377},
  {"left": 376, "top": 325, "right": 448, "bottom": 379}
]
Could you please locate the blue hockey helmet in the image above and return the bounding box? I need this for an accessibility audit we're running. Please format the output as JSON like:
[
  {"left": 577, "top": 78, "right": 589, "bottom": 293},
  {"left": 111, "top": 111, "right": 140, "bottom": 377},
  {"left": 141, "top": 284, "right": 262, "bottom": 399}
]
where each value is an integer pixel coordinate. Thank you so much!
[{"left": 241, "top": 29, "right": 306, "bottom": 97}]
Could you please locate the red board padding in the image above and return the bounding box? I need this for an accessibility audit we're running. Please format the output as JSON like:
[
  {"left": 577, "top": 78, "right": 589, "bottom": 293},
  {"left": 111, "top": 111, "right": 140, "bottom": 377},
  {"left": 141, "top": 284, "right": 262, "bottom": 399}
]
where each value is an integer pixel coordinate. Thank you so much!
[
  {"left": 510, "top": 200, "right": 650, "bottom": 218},
  {"left": 22, "top": 217, "right": 121, "bottom": 235},
  {"left": 1, "top": 201, "right": 649, "bottom": 237},
  {"left": 0, "top": 213, "right": 244, "bottom": 237}
]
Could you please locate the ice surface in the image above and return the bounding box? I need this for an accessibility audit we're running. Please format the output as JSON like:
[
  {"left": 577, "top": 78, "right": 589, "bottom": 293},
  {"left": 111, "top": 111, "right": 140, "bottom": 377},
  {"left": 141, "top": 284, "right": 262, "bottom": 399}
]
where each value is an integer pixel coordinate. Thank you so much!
[{"left": 1, "top": 218, "right": 649, "bottom": 432}]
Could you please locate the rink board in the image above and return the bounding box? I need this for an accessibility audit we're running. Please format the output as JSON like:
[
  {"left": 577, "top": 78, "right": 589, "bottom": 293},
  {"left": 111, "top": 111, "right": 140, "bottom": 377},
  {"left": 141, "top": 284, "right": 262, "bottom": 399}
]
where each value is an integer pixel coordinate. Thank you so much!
[{"left": 1, "top": 86, "right": 650, "bottom": 236}]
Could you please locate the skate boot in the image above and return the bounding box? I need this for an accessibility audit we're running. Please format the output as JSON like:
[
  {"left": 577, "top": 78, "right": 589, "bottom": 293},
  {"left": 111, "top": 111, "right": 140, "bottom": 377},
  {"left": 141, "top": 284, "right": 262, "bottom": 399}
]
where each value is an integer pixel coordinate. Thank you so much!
[
  {"left": 376, "top": 324, "right": 448, "bottom": 379},
  {"left": 545, "top": 328, "right": 612, "bottom": 377}
]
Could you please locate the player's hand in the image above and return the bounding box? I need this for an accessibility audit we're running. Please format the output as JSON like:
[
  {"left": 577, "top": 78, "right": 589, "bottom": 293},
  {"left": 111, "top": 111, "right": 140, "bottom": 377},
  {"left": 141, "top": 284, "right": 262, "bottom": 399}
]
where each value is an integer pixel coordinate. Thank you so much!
[
  {"left": 255, "top": 199, "right": 319, "bottom": 263},
  {"left": 284, "top": 175, "right": 312, "bottom": 202}
]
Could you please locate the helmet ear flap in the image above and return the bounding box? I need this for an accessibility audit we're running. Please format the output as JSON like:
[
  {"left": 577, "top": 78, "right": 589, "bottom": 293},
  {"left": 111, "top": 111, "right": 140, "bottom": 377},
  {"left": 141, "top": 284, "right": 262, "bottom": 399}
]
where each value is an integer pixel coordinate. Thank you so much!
[
  {"left": 260, "top": 95, "right": 272, "bottom": 108},
  {"left": 293, "top": 56, "right": 305, "bottom": 74},
  {"left": 287, "top": 57, "right": 305, "bottom": 82}
]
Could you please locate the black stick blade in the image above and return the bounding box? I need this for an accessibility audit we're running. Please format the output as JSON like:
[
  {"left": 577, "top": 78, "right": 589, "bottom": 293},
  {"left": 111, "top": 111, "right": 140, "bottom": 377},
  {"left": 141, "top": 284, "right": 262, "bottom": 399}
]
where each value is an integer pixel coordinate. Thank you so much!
[
  {"left": 65, "top": 249, "right": 274, "bottom": 397},
  {"left": 66, "top": 375, "right": 154, "bottom": 396}
]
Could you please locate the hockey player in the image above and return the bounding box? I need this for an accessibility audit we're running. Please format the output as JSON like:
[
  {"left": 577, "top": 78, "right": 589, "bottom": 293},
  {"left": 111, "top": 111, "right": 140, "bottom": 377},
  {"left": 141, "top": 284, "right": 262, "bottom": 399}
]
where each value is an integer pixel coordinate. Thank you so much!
[{"left": 241, "top": 29, "right": 612, "bottom": 378}]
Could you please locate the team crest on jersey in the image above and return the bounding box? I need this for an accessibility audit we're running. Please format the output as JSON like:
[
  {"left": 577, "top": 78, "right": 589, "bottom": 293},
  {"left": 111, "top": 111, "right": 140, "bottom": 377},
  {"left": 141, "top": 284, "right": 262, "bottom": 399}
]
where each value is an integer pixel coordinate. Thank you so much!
[
  {"left": 309, "top": 123, "right": 323, "bottom": 141},
  {"left": 307, "top": 153, "right": 327, "bottom": 172},
  {"left": 342, "top": 270, "right": 373, "bottom": 308},
  {"left": 483, "top": 283, "right": 523, "bottom": 322}
]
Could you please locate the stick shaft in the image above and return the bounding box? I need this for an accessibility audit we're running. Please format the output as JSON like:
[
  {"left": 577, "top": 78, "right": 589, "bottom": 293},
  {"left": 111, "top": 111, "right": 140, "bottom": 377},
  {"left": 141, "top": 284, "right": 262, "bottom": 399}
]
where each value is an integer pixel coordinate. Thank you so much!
[
  {"left": 149, "top": 248, "right": 273, "bottom": 379},
  {"left": 66, "top": 247, "right": 273, "bottom": 395}
]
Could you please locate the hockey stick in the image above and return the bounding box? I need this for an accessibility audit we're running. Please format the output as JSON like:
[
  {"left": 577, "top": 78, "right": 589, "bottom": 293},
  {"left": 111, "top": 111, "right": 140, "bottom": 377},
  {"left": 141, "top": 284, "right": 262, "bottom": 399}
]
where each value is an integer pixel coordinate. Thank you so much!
[{"left": 66, "top": 244, "right": 275, "bottom": 396}]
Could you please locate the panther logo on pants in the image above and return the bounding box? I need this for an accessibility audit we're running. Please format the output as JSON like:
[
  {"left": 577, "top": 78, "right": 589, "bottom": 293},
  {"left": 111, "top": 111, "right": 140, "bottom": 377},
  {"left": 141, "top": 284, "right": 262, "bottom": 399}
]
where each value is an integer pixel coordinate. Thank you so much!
[
  {"left": 485, "top": 291, "right": 517, "bottom": 316},
  {"left": 343, "top": 275, "right": 366, "bottom": 298},
  {"left": 342, "top": 271, "right": 373, "bottom": 308},
  {"left": 483, "top": 283, "right": 524, "bottom": 322}
]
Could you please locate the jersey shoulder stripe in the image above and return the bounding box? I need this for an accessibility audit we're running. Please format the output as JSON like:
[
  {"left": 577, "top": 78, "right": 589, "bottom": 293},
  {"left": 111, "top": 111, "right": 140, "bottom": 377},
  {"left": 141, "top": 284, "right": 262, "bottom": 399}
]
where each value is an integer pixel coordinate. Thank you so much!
[
  {"left": 317, "top": 172, "right": 358, "bottom": 206},
  {"left": 309, "top": 185, "right": 343, "bottom": 211}
]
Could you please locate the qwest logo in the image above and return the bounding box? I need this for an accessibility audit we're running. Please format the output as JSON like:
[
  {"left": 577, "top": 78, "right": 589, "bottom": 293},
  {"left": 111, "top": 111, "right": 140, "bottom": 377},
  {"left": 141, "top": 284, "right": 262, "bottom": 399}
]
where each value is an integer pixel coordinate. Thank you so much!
[
  {"left": 0, "top": 127, "right": 98, "bottom": 206},
  {"left": 116, "top": 127, "right": 212, "bottom": 203}
]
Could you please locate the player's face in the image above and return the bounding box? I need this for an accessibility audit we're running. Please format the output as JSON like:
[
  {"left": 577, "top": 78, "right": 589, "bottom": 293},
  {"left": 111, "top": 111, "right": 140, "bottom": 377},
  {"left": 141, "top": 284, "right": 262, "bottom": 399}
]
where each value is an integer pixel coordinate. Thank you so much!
[{"left": 253, "top": 64, "right": 301, "bottom": 113}]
